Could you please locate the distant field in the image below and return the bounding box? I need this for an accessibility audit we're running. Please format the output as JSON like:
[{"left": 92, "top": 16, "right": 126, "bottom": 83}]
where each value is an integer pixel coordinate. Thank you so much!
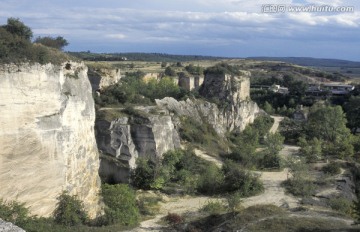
[{"left": 311, "top": 66, "right": 360, "bottom": 80}]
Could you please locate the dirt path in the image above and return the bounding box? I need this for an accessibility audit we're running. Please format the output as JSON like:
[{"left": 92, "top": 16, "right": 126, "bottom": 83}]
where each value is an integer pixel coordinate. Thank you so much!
[
  {"left": 243, "top": 168, "right": 299, "bottom": 209},
  {"left": 194, "top": 149, "right": 223, "bottom": 168},
  {"left": 269, "top": 116, "right": 284, "bottom": 134},
  {"left": 242, "top": 116, "right": 299, "bottom": 208},
  {"left": 132, "top": 195, "right": 224, "bottom": 232}
]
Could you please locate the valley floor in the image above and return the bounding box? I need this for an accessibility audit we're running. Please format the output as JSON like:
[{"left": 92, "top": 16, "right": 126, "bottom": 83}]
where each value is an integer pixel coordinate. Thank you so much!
[{"left": 130, "top": 116, "right": 359, "bottom": 231}]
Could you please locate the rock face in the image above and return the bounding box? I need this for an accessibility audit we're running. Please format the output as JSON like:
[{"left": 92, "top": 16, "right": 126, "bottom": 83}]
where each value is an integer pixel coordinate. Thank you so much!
[
  {"left": 88, "top": 67, "right": 121, "bottom": 91},
  {"left": 0, "top": 219, "right": 25, "bottom": 232},
  {"left": 199, "top": 71, "right": 251, "bottom": 103},
  {"left": 0, "top": 62, "right": 101, "bottom": 218},
  {"left": 156, "top": 71, "right": 260, "bottom": 136},
  {"left": 96, "top": 110, "right": 181, "bottom": 183}
]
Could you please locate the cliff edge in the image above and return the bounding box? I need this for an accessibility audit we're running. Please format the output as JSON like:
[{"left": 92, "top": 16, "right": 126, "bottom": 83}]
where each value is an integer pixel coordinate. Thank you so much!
[{"left": 0, "top": 62, "right": 101, "bottom": 218}]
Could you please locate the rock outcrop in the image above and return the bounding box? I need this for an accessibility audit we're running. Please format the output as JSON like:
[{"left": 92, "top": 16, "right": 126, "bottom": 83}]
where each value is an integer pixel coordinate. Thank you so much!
[
  {"left": 96, "top": 108, "right": 181, "bottom": 183},
  {"left": 88, "top": 67, "right": 121, "bottom": 91},
  {"left": 0, "top": 62, "right": 101, "bottom": 218},
  {"left": 0, "top": 219, "right": 25, "bottom": 232},
  {"left": 157, "top": 70, "right": 260, "bottom": 135}
]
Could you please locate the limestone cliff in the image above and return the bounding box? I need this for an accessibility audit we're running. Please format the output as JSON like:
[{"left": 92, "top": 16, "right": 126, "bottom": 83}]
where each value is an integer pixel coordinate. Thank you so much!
[
  {"left": 88, "top": 67, "right": 121, "bottom": 91},
  {"left": 156, "top": 71, "right": 260, "bottom": 136},
  {"left": 96, "top": 108, "right": 181, "bottom": 183},
  {"left": 0, "top": 62, "right": 101, "bottom": 218}
]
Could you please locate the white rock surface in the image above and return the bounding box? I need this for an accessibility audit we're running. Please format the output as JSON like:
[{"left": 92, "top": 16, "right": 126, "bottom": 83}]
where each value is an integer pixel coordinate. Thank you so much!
[
  {"left": 88, "top": 67, "right": 121, "bottom": 91},
  {"left": 0, "top": 62, "right": 101, "bottom": 218},
  {"left": 0, "top": 219, "right": 25, "bottom": 232}
]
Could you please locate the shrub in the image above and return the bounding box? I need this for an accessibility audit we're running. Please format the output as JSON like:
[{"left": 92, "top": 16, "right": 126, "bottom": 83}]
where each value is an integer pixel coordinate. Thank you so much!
[
  {"left": 222, "top": 161, "right": 264, "bottom": 196},
  {"left": 200, "top": 200, "right": 226, "bottom": 215},
  {"left": 283, "top": 178, "right": 315, "bottom": 197},
  {"left": 53, "top": 191, "right": 88, "bottom": 226},
  {"left": 328, "top": 197, "right": 353, "bottom": 215},
  {"left": 137, "top": 195, "right": 162, "bottom": 216},
  {"left": 322, "top": 161, "right": 341, "bottom": 175},
  {"left": 101, "top": 184, "right": 139, "bottom": 226},
  {"left": 264, "top": 132, "right": 284, "bottom": 155},
  {"left": 0, "top": 199, "right": 30, "bottom": 227},
  {"left": 0, "top": 18, "right": 73, "bottom": 64},
  {"left": 164, "top": 213, "right": 183, "bottom": 225},
  {"left": 260, "top": 152, "right": 282, "bottom": 170},
  {"left": 197, "top": 164, "right": 224, "bottom": 195},
  {"left": 226, "top": 192, "right": 243, "bottom": 213},
  {"left": 298, "top": 137, "right": 322, "bottom": 163},
  {"left": 131, "top": 158, "right": 157, "bottom": 190}
]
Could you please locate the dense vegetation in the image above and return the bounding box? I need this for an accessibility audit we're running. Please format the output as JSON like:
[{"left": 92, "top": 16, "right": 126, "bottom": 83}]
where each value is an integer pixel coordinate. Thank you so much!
[
  {"left": 95, "top": 71, "right": 188, "bottom": 106},
  {"left": 0, "top": 186, "right": 140, "bottom": 231},
  {"left": 0, "top": 18, "right": 72, "bottom": 64},
  {"left": 131, "top": 149, "right": 263, "bottom": 197}
]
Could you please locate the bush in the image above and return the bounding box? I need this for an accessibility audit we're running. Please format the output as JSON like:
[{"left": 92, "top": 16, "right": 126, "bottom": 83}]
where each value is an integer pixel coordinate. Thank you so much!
[
  {"left": 328, "top": 197, "right": 353, "bottom": 215},
  {"left": 260, "top": 152, "right": 282, "bottom": 170},
  {"left": 264, "top": 132, "right": 284, "bottom": 155},
  {"left": 101, "top": 184, "right": 139, "bottom": 226},
  {"left": 197, "top": 164, "right": 224, "bottom": 195},
  {"left": 164, "top": 213, "right": 183, "bottom": 225},
  {"left": 222, "top": 161, "right": 264, "bottom": 196},
  {"left": 283, "top": 178, "right": 315, "bottom": 197},
  {"left": 132, "top": 149, "right": 212, "bottom": 194},
  {"left": 200, "top": 200, "right": 226, "bottom": 215},
  {"left": 284, "top": 159, "right": 316, "bottom": 197},
  {"left": 0, "top": 18, "right": 73, "bottom": 64},
  {"left": 137, "top": 196, "right": 162, "bottom": 216},
  {"left": 0, "top": 199, "right": 30, "bottom": 227},
  {"left": 298, "top": 137, "right": 322, "bottom": 163},
  {"left": 53, "top": 191, "right": 88, "bottom": 226},
  {"left": 131, "top": 158, "right": 158, "bottom": 190},
  {"left": 322, "top": 161, "right": 341, "bottom": 175},
  {"left": 226, "top": 192, "right": 243, "bottom": 213}
]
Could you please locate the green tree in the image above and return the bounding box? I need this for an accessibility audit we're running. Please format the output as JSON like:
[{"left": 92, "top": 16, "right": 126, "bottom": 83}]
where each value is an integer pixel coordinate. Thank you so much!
[
  {"left": 165, "top": 66, "right": 176, "bottom": 76},
  {"left": 34, "top": 36, "right": 69, "bottom": 50},
  {"left": 264, "top": 132, "right": 284, "bottom": 155},
  {"left": 344, "top": 96, "right": 360, "bottom": 134},
  {"left": 298, "top": 137, "right": 322, "bottom": 163},
  {"left": 230, "top": 127, "right": 259, "bottom": 167},
  {"left": 132, "top": 158, "right": 157, "bottom": 190},
  {"left": 53, "top": 191, "right": 88, "bottom": 226},
  {"left": 102, "top": 184, "right": 139, "bottom": 226},
  {"left": 3, "top": 18, "right": 33, "bottom": 40},
  {"left": 263, "top": 101, "right": 274, "bottom": 114},
  {"left": 197, "top": 164, "right": 224, "bottom": 195},
  {"left": 161, "top": 61, "right": 167, "bottom": 68},
  {"left": 306, "top": 105, "right": 351, "bottom": 143},
  {"left": 305, "top": 105, "right": 354, "bottom": 158}
]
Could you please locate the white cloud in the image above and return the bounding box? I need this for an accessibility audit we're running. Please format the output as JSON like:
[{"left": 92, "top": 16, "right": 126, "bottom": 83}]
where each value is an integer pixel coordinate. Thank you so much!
[
  {"left": 0, "top": 0, "right": 359, "bottom": 60},
  {"left": 106, "top": 34, "right": 126, "bottom": 40}
]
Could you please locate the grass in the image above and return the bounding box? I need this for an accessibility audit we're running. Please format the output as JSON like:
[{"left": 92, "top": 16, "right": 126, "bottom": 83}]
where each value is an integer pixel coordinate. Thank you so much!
[
  {"left": 177, "top": 204, "right": 358, "bottom": 232},
  {"left": 137, "top": 194, "right": 163, "bottom": 218},
  {"left": 245, "top": 216, "right": 350, "bottom": 232}
]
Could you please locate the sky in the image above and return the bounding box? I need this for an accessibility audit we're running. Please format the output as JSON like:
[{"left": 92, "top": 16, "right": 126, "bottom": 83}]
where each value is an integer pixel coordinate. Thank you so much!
[{"left": 1, "top": 0, "right": 360, "bottom": 61}]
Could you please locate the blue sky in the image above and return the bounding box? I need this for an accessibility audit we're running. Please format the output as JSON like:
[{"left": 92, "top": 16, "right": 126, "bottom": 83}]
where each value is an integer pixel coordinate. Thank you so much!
[{"left": 1, "top": 0, "right": 359, "bottom": 61}]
